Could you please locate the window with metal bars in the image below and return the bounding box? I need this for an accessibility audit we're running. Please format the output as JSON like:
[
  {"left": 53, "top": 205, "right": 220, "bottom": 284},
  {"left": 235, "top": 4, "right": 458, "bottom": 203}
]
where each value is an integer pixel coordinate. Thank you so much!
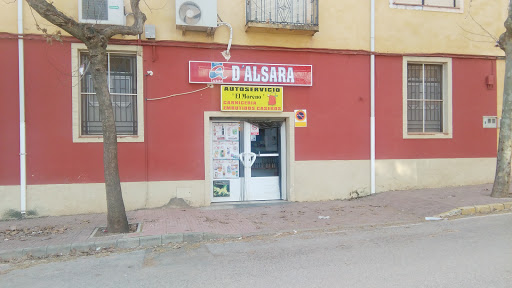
[
  {"left": 80, "top": 52, "right": 138, "bottom": 135},
  {"left": 246, "top": 0, "right": 318, "bottom": 26},
  {"left": 407, "top": 63, "right": 443, "bottom": 133},
  {"left": 392, "top": 0, "right": 458, "bottom": 8}
]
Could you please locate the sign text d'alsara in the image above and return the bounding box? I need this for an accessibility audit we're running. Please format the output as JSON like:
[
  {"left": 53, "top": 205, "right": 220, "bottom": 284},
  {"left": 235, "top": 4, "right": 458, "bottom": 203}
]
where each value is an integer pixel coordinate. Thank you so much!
[{"left": 189, "top": 61, "right": 312, "bottom": 86}]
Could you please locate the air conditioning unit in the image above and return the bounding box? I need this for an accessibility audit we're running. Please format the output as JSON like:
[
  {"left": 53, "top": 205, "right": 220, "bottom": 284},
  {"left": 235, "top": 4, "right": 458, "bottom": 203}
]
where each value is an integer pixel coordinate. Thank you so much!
[
  {"left": 176, "top": 0, "right": 218, "bottom": 32},
  {"left": 78, "top": 0, "right": 126, "bottom": 25}
]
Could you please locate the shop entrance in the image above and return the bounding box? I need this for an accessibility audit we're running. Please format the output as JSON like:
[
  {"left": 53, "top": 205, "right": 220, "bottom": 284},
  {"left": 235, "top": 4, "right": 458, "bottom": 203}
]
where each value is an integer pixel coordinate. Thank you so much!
[{"left": 211, "top": 120, "right": 285, "bottom": 202}]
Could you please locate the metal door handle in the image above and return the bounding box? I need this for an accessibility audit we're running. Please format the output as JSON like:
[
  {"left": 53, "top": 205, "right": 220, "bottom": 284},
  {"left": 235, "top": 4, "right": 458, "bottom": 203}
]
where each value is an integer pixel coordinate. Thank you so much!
[{"left": 239, "top": 152, "right": 257, "bottom": 167}]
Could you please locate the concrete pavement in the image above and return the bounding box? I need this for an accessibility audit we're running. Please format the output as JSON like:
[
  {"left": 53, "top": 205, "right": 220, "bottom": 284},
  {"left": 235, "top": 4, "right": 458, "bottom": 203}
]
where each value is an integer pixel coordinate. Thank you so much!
[{"left": 1, "top": 184, "right": 511, "bottom": 261}]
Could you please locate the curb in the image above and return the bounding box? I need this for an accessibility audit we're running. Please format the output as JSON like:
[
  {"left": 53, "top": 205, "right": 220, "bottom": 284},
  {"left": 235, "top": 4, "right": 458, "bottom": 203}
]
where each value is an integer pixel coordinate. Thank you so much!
[
  {"left": 0, "top": 232, "right": 243, "bottom": 262},
  {"left": 435, "top": 202, "right": 512, "bottom": 219}
]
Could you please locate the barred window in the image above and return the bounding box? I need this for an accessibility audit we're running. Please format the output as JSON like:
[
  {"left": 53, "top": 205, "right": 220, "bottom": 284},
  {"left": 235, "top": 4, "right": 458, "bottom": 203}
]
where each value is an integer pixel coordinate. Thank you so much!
[
  {"left": 402, "top": 57, "right": 452, "bottom": 139},
  {"left": 80, "top": 53, "right": 138, "bottom": 135},
  {"left": 407, "top": 64, "right": 443, "bottom": 133},
  {"left": 392, "top": 0, "right": 458, "bottom": 8},
  {"left": 246, "top": 0, "right": 319, "bottom": 25}
]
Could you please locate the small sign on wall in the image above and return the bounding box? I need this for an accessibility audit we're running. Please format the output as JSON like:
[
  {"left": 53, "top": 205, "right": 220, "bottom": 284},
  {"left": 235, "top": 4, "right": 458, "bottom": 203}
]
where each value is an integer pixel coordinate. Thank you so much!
[{"left": 295, "top": 110, "right": 307, "bottom": 127}]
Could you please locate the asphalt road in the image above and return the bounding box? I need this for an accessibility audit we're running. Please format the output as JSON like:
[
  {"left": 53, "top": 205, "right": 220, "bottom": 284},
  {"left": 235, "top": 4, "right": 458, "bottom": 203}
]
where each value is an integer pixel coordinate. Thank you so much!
[{"left": 2, "top": 213, "right": 511, "bottom": 288}]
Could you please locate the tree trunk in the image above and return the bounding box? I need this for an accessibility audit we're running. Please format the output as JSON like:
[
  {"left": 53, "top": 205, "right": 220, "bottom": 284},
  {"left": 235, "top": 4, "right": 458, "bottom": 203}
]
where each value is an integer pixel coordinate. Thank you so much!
[
  {"left": 492, "top": 6, "right": 512, "bottom": 198},
  {"left": 25, "top": 0, "right": 147, "bottom": 233},
  {"left": 88, "top": 47, "right": 129, "bottom": 233}
]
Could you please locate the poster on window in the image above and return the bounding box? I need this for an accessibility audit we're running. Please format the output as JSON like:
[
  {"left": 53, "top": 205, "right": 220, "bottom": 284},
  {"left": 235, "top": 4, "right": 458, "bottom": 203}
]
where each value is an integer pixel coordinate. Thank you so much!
[
  {"left": 213, "top": 160, "right": 239, "bottom": 179},
  {"left": 212, "top": 123, "right": 239, "bottom": 141},
  {"left": 213, "top": 180, "right": 230, "bottom": 198},
  {"left": 212, "top": 123, "right": 226, "bottom": 141},
  {"left": 225, "top": 123, "right": 239, "bottom": 140},
  {"left": 213, "top": 142, "right": 239, "bottom": 160}
]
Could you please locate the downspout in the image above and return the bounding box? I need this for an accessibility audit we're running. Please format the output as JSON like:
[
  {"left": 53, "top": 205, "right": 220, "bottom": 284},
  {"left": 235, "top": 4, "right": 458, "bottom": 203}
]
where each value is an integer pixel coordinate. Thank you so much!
[
  {"left": 18, "top": 0, "right": 27, "bottom": 215},
  {"left": 18, "top": 0, "right": 27, "bottom": 213},
  {"left": 370, "top": 0, "right": 376, "bottom": 194}
]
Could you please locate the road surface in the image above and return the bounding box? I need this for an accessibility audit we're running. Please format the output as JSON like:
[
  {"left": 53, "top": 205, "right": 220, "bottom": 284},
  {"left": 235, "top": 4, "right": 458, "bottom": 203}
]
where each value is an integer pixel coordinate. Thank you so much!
[{"left": 2, "top": 213, "right": 511, "bottom": 288}]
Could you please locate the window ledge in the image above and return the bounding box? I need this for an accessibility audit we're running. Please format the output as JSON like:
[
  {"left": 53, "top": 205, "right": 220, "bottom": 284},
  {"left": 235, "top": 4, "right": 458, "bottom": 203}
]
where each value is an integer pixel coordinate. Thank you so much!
[
  {"left": 74, "top": 135, "right": 144, "bottom": 143},
  {"left": 390, "top": 1, "right": 463, "bottom": 13},
  {"left": 404, "top": 133, "right": 452, "bottom": 139},
  {"left": 245, "top": 22, "right": 319, "bottom": 35}
]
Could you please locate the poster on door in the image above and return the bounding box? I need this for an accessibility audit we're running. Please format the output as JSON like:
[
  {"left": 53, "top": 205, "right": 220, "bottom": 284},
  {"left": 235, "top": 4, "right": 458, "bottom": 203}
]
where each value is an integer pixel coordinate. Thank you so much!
[
  {"left": 213, "top": 160, "right": 239, "bottom": 179},
  {"left": 212, "top": 123, "right": 239, "bottom": 141},
  {"left": 213, "top": 180, "right": 230, "bottom": 198},
  {"left": 213, "top": 142, "right": 239, "bottom": 160}
]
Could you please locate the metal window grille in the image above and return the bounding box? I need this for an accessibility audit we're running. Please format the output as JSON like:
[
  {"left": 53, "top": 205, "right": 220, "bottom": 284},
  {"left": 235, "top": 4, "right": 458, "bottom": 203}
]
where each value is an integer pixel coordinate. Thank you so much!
[
  {"left": 80, "top": 53, "right": 138, "bottom": 135},
  {"left": 407, "top": 64, "right": 443, "bottom": 133},
  {"left": 246, "top": 0, "right": 318, "bottom": 25},
  {"left": 393, "top": 0, "right": 457, "bottom": 8}
]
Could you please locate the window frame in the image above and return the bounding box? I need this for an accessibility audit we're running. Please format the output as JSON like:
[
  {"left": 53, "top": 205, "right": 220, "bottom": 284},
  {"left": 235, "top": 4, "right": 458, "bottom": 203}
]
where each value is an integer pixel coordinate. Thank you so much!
[
  {"left": 390, "top": 0, "right": 464, "bottom": 13},
  {"left": 71, "top": 43, "right": 144, "bottom": 143},
  {"left": 402, "top": 56, "right": 453, "bottom": 139}
]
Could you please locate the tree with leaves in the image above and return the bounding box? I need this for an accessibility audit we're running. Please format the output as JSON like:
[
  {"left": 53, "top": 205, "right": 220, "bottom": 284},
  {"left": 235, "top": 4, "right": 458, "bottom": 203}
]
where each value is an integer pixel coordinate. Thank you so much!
[
  {"left": 26, "top": 0, "right": 147, "bottom": 232},
  {"left": 493, "top": 1, "right": 512, "bottom": 198}
]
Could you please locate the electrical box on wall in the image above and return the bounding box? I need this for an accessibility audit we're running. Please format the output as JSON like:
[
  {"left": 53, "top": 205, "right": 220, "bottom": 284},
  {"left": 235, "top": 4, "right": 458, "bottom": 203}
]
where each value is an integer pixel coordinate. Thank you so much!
[
  {"left": 483, "top": 116, "right": 499, "bottom": 128},
  {"left": 176, "top": 0, "right": 218, "bottom": 32},
  {"left": 145, "top": 24, "right": 156, "bottom": 39},
  {"left": 78, "top": 0, "right": 126, "bottom": 25}
]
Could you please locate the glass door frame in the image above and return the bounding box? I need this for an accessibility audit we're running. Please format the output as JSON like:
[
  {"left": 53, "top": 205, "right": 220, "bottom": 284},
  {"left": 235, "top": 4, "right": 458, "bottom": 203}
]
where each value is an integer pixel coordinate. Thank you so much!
[{"left": 208, "top": 118, "right": 288, "bottom": 203}]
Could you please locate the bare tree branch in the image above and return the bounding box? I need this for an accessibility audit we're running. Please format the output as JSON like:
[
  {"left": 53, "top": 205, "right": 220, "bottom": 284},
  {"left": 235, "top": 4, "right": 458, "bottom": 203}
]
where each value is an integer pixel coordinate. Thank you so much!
[
  {"left": 26, "top": 0, "right": 87, "bottom": 42},
  {"left": 468, "top": 12, "right": 499, "bottom": 42},
  {"left": 457, "top": 24, "right": 494, "bottom": 38},
  {"left": 103, "top": 0, "right": 147, "bottom": 39},
  {"left": 142, "top": 0, "right": 153, "bottom": 13}
]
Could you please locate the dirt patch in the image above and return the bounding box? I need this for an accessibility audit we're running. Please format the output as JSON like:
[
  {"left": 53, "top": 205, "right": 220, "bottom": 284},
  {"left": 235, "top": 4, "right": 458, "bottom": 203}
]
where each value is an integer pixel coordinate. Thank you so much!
[
  {"left": 1, "top": 225, "right": 70, "bottom": 241},
  {"left": 165, "top": 198, "right": 191, "bottom": 208},
  {"left": 91, "top": 223, "right": 140, "bottom": 237}
]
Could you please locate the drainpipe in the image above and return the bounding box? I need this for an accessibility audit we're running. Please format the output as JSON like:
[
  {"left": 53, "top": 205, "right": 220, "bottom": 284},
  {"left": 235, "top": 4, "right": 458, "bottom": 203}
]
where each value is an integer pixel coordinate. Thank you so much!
[
  {"left": 370, "top": 0, "right": 376, "bottom": 194},
  {"left": 18, "top": 0, "right": 27, "bottom": 214}
]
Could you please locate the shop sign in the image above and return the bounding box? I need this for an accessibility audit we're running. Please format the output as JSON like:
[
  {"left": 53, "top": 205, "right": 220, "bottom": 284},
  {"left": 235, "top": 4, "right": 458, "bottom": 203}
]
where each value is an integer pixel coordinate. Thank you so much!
[
  {"left": 221, "top": 85, "right": 283, "bottom": 112},
  {"left": 190, "top": 61, "right": 312, "bottom": 86}
]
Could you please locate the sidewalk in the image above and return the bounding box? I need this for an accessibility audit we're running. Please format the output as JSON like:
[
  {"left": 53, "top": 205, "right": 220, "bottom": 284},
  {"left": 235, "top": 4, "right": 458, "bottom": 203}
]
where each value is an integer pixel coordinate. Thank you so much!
[{"left": 1, "top": 184, "right": 511, "bottom": 261}]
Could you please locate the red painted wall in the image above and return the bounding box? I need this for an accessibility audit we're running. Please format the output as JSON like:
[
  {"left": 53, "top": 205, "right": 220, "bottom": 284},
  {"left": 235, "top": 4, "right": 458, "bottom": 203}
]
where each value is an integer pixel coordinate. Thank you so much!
[
  {"left": 0, "top": 39, "right": 497, "bottom": 185},
  {"left": 0, "top": 39, "right": 20, "bottom": 185},
  {"left": 144, "top": 46, "right": 371, "bottom": 182},
  {"left": 375, "top": 56, "right": 497, "bottom": 159},
  {"left": 21, "top": 41, "right": 146, "bottom": 185}
]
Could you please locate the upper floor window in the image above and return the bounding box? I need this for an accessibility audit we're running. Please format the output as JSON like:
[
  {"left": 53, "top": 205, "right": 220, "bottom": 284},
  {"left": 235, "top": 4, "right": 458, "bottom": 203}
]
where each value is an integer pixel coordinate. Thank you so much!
[
  {"left": 245, "top": 0, "right": 319, "bottom": 35},
  {"left": 391, "top": 0, "right": 463, "bottom": 13}
]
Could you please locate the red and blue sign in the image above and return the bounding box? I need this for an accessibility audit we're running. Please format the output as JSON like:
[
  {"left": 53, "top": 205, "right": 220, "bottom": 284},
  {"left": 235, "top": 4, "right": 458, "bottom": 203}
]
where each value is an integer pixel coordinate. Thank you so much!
[{"left": 190, "top": 61, "right": 313, "bottom": 86}]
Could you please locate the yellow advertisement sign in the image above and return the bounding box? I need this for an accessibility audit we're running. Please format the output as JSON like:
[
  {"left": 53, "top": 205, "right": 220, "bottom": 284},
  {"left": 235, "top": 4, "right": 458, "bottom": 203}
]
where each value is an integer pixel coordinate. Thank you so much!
[{"left": 221, "top": 85, "right": 283, "bottom": 112}]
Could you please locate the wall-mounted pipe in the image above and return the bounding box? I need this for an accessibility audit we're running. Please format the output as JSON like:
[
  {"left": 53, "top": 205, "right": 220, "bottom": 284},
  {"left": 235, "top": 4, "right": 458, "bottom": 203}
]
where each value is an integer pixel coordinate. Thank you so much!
[
  {"left": 18, "top": 0, "right": 27, "bottom": 213},
  {"left": 370, "top": 0, "right": 376, "bottom": 194},
  {"left": 217, "top": 22, "right": 233, "bottom": 61}
]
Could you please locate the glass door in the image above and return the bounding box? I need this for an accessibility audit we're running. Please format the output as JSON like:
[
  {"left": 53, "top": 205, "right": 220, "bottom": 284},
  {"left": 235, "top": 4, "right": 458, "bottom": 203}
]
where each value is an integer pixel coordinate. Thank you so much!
[
  {"left": 211, "top": 120, "right": 284, "bottom": 202},
  {"left": 246, "top": 122, "right": 281, "bottom": 200}
]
